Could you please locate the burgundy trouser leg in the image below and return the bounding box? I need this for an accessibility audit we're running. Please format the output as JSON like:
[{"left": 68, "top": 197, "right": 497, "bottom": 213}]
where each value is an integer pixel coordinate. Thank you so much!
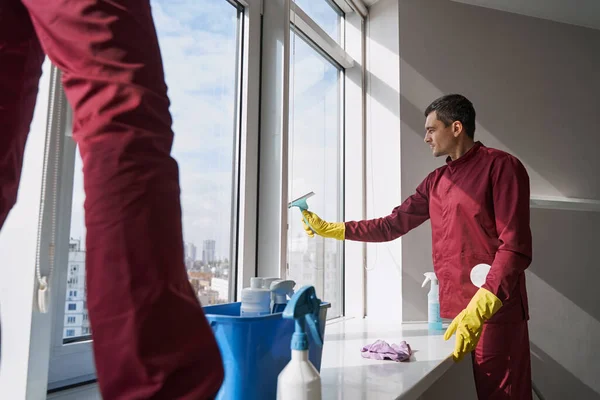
[
  {"left": 1, "top": 0, "right": 224, "bottom": 398},
  {"left": 0, "top": 1, "right": 44, "bottom": 228},
  {"left": 472, "top": 321, "right": 532, "bottom": 400}
]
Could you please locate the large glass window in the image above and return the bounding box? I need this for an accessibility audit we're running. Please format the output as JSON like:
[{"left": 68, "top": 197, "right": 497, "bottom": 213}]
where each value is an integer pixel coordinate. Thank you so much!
[
  {"left": 153, "top": 0, "right": 242, "bottom": 305},
  {"left": 60, "top": 0, "right": 244, "bottom": 343},
  {"left": 292, "top": 0, "right": 342, "bottom": 43},
  {"left": 287, "top": 30, "right": 343, "bottom": 319}
]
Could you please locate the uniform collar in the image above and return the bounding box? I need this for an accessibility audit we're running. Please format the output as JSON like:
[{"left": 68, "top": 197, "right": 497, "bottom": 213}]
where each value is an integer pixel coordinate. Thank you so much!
[{"left": 445, "top": 141, "right": 483, "bottom": 169}]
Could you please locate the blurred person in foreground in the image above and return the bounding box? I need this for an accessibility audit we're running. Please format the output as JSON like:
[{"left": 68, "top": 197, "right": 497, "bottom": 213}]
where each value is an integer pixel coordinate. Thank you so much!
[{"left": 0, "top": 1, "right": 224, "bottom": 398}]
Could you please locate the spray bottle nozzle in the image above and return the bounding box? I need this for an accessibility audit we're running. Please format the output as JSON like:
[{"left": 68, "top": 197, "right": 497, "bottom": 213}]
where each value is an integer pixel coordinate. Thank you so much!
[
  {"left": 422, "top": 272, "right": 438, "bottom": 288},
  {"left": 271, "top": 280, "right": 296, "bottom": 302},
  {"left": 282, "top": 286, "right": 323, "bottom": 350}
]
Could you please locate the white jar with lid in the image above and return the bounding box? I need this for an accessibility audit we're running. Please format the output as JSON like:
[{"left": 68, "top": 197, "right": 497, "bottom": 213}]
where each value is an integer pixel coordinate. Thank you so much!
[{"left": 240, "top": 277, "right": 271, "bottom": 317}]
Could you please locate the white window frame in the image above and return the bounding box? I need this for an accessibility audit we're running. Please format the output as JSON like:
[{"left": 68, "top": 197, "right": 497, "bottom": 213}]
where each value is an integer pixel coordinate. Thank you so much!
[
  {"left": 234, "top": 0, "right": 263, "bottom": 298},
  {"left": 255, "top": 0, "right": 291, "bottom": 280},
  {"left": 290, "top": 3, "right": 354, "bottom": 69},
  {"left": 342, "top": 8, "right": 367, "bottom": 318},
  {"left": 46, "top": 76, "right": 96, "bottom": 390},
  {"left": 287, "top": 17, "right": 347, "bottom": 319},
  {"left": 256, "top": 0, "right": 367, "bottom": 319}
]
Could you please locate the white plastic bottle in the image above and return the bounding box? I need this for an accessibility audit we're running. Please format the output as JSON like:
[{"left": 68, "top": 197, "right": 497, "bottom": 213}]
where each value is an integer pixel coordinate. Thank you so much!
[
  {"left": 422, "top": 272, "right": 443, "bottom": 330},
  {"left": 240, "top": 277, "right": 271, "bottom": 317},
  {"left": 278, "top": 349, "right": 321, "bottom": 400},
  {"left": 277, "top": 286, "right": 323, "bottom": 400}
]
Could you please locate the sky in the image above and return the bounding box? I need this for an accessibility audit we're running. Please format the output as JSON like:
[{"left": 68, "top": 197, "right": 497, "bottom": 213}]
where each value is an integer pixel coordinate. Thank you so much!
[{"left": 65, "top": 0, "right": 343, "bottom": 267}]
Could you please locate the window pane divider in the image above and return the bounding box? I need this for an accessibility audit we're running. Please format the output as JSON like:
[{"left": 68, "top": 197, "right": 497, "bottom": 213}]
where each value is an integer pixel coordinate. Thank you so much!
[{"left": 290, "top": 4, "right": 355, "bottom": 69}]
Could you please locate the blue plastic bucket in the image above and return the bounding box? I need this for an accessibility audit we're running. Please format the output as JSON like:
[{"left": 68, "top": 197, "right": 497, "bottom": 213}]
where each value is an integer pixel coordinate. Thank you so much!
[{"left": 203, "top": 302, "right": 331, "bottom": 400}]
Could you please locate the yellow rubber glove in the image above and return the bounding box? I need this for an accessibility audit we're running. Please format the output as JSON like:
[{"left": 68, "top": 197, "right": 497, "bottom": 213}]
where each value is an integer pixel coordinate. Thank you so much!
[
  {"left": 301, "top": 210, "right": 345, "bottom": 240},
  {"left": 444, "top": 287, "right": 502, "bottom": 362}
]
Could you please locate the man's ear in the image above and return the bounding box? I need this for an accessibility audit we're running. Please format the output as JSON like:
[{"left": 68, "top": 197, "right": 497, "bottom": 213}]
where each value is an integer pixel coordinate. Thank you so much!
[{"left": 452, "top": 121, "right": 463, "bottom": 137}]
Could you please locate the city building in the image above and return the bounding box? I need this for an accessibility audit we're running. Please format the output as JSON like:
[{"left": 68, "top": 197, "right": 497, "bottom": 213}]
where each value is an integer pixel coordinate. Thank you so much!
[
  {"left": 211, "top": 277, "right": 229, "bottom": 302},
  {"left": 184, "top": 242, "right": 197, "bottom": 269},
  {"left": 202, "top": 239, "right": 216, "bottom": 265},
  {"left": 197, "top": 289, "right": 220, "bottom": 306},
  {"left": 63, "top": 239, "right": 91, "bottom": 339}
]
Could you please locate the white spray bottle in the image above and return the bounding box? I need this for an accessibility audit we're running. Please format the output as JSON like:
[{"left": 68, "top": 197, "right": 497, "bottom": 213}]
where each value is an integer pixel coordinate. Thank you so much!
[
  {"left": 270, "top": 279, "right": 296, "bottom": 313},
  {"left": 277, "top": 286, "right": 323, "bottom": 400},
  {"left": 422, "top": 272, "right": 442, "bottom": 331}
]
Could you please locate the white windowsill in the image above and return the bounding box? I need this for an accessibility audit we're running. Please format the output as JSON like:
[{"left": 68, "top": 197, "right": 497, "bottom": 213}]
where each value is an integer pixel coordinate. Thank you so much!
[
  {"left": 320, "top": 318, "right": 455, "bottom": 400},
  {"left": 46, "top": 318, "right": 454, "bottom": 400}
]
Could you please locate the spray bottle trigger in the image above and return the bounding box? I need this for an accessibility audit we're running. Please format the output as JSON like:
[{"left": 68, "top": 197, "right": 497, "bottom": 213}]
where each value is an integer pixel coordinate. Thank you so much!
[
  {"left": 283, "top": 286, "right": 323, "bottom": 349},
  {"left": 305, "top": 293, "right": 323, "bottom": 347}
]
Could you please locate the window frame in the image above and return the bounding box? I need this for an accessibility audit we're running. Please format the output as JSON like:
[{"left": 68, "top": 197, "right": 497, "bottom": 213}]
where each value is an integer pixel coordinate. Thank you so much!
[
  {"left": 233, "top": 0, "right": 263, "bottom": 297},
  {"left": 290, "top": 2, "right": 353, "bottom": 69},
  {"left": 46, "top": 88, "right": 96, "bottom": 389},
  {"left": 285, "top": 27, "right": 346, "bottom": 319},
  {"left": 257, "top": 0, "right": 361, "bottom": 320},
  {"left": 341, "top": 9, "right": 367, "bottom": 318}
]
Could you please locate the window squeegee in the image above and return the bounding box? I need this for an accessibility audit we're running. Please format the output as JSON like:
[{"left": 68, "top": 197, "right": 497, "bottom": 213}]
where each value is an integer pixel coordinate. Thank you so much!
[{"left": 288, "top": 191, "right": 315, "bottom": 234}]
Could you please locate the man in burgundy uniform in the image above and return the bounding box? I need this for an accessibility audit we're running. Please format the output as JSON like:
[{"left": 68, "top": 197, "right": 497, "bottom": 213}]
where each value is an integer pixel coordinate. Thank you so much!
[
  {"left": 0, "top": 1, "right": 223, "bottom": 398},
  {"left": 303, "top": 94, "right": 532, "bottom": 399}
]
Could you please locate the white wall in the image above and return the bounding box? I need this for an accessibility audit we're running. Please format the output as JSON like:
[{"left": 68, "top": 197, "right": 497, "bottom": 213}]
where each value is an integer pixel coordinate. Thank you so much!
[
  {"left": 396, "top": 0, "right": 600, "bottom": 398},
  {"left": 419, "top": 356, "right": 477, "bottom": 400},
  {"left": 343, "top": 12, "right": 367, "bottom": 318},
  {"left": 363, "top": 0, "right": 403, "bottom": 321}
]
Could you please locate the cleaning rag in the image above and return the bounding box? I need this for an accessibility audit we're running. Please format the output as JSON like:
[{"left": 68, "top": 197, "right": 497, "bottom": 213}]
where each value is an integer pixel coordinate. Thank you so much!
[{"left": 360, "top": 339, "right": 412, "bottom": 362}]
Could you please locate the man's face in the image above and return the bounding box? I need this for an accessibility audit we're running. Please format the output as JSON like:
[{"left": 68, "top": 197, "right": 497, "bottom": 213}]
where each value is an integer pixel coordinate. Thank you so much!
[{"left": 424, "top": 111, "right": 458, "bottom": 158}]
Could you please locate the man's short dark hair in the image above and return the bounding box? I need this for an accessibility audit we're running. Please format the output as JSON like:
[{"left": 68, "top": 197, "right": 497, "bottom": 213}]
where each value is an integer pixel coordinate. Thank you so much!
[{"left": 425, "top": 94, "right": 476, "bottom": 139}]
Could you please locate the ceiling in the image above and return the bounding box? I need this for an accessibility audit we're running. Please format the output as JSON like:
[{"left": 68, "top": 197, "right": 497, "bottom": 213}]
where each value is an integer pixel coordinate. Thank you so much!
[{"left": 362, "top": 0, "right": 600, "bottom": 31}]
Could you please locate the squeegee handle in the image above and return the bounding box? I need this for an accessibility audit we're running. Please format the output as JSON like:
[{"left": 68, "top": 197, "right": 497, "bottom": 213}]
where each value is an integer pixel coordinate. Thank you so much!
[{"left": 302, "top": 214, "right": 315, "bottom": 234}]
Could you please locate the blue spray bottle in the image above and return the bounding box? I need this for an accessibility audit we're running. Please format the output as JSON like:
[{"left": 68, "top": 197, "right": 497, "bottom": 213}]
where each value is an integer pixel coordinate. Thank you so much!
[
  {"left": 276, "top": 286, "right": 323, "bottom": 400},
  {"left": 422, "top": 272, "right": 443, "bottom": 331}
]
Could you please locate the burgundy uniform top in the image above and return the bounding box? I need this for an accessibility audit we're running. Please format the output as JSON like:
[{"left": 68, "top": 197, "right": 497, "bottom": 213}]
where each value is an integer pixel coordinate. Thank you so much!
[{"left": 345, "top": 142, "right": 532, "bottom": 322}]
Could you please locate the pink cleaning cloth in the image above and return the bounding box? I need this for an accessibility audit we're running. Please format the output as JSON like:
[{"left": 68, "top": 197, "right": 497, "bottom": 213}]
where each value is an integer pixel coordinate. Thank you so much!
[{"left": 360, "top": 339, "right": 412, "bottom": 362}]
